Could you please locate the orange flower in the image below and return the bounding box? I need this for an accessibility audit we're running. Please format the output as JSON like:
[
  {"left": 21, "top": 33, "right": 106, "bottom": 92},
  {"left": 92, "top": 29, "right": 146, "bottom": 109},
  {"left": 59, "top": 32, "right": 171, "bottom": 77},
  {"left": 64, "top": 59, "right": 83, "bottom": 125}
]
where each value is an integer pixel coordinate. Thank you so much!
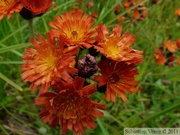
[
  {"left": 175, "top": 8, "right": 180, "bottom": 16},
  {"left": 114, "top": 5, "right": 121, "bottom": 11},
  {"left": 178, "top": 57, "right": 180, "bottom": 66},
  {"left": 123, "top": 0, "right": 144, "bottom": 8},
  {"left": 0, "top": 0, "right": 22, "bottom": 20},
  {"left": 21, "top": 33, "right": 78, "bottom": 93},
  {"left": 165, "top": 40, "right": 177, "bottom": 53},
  {"left": 176, "top": 38, "right": 180, "bottom": 48},
  {"left": 114, "top": 5, "right": 121, "bottom": 14},
  {"left": 49, "top": 10, "right": 96, "bottom": 48},
  {"left": 91, "top": 11, "right": 98, "bottom": 18},
  {"left": 85, "top": 2, "right": 94, "bottom": 8},
  {"left": 35, "top": 77, "right": 105, "bottom": 134},
  {"left": 167, "top": 53, "right": 175, "bottom": 67},
  {"left": 154, "top": 49, "right": 166, "bottom": 65},
  {"left": 133, "top": 7, "right": 140, "bottom": 19},
  {"left": 94, "top": 59, "right": 139, "bottom": 102},
  {"left": 168, "top": 54, "right": 175, "bottom": 62},
  {"left": 20, "top": 0, "right": 52, "bottom": 15},
  {"left": 94, "top": 24, "right": 143, "bottom": 64},
  {"left": 142, "top": 9, "right": 148, "bottom": 17},
  {"left": 117, "top": 16, "right": 126, "bottom": 22},
  {"left": 123, "top": 1, "right": 132, "bottom": 9},
  {"left": 141, "top": 9, "right": 148, "bottom": 20}
]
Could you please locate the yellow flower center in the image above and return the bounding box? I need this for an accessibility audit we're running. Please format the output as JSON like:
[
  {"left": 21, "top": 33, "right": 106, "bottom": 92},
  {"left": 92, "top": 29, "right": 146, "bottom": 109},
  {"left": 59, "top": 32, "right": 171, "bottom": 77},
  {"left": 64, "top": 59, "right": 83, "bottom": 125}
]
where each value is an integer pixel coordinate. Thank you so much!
[
  {"left": 104, "top": 37, "right": 120, "bottom": 59},
  {"left": 42, "top": 52, "right": 57, "bottom": 69},
  {"left": 65, "top": 27, "right": 84, "bottom": 43},
  {"left": 0, "top": 0, "right": 14, "bottom": 9}
]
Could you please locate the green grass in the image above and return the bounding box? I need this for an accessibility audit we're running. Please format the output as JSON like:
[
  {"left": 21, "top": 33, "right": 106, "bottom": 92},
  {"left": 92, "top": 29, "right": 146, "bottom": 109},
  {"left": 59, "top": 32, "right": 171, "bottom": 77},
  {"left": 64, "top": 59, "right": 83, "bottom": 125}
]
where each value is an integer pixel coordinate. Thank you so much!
[{"left": 0, "top": 0, "right": 180, "bottom": 135}]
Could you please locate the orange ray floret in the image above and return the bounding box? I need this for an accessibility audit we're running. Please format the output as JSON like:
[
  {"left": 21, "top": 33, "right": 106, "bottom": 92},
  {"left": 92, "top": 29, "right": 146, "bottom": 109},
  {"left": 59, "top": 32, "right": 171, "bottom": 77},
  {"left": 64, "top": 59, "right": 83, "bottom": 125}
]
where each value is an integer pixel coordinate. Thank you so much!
[
  {"left": 165, "top": 40, "right": 178, "bottom": 53},
  {"left": 0, "top": 0, "right": 22, "bottom": 20},
  {"left": 94, "top": 24, "right": 143, "bottom": 64},
  {"left": 35, "top": 77, "right": 105, "bottom": 135},
  {"left": 94, "top": 59, "right": 139, "bottom": 102},
  {"left": 20, "top": 0, "right": 52, "bottom": 15},
  {"left": 21, "top": 33, "right": 78, "bottom": 93},
  {"left": 49, "top": 10, "right": 96, "bottom": 48},
  {"left": 154, "top": 49, "right": 166, "bottom": 65}
]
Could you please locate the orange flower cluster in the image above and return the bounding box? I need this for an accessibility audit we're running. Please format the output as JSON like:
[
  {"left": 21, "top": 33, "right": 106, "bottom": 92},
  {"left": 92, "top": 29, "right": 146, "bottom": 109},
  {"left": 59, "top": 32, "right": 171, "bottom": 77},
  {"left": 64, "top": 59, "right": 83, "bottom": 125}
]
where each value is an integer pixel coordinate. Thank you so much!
[
  {"left": 75, "top": 1, "right": 99, "bottom": 19},
  {"left": 115, "top": 0, "right": 148, "bottom": 23},
  {"left": 154, "top": 39, "right": 180, "bottom": 67},
  {"left": 94, "top": 24, "right": 142, "bottom": 102},
  {"left": 0, "top": 0, "right": 52, "bottom": 20},
  {"left": 21, "top": 8, "right": 143, "bottom": 134}
]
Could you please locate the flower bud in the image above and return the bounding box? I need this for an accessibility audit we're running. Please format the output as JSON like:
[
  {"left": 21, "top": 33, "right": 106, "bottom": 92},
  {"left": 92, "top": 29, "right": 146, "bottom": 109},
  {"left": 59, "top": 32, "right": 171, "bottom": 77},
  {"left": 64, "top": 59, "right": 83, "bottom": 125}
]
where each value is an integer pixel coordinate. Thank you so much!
[{"left": 77, "top": 54, "right": 98, "bottom": 78}]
